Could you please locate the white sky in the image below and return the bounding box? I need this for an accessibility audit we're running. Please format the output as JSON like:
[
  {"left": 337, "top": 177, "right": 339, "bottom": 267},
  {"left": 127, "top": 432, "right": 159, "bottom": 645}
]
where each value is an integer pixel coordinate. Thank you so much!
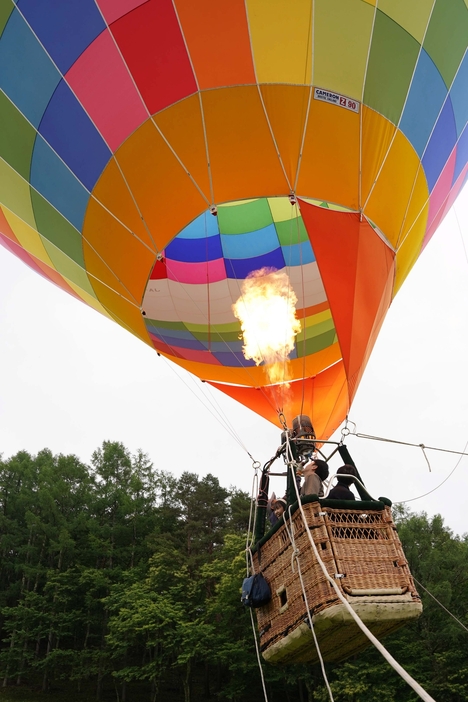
[{"left": 1, "top": 186, "right": 467, "bottom": 537}]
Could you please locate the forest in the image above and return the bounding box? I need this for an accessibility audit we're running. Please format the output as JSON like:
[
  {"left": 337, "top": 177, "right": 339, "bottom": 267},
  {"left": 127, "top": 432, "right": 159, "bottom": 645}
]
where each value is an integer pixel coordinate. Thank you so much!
[{"left": 0, "top": 442, "right": 467, "bottom": 702}]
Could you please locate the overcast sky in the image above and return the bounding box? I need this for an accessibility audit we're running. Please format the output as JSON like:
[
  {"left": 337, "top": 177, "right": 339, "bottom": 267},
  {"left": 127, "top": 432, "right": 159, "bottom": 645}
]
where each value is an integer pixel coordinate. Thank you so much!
[{"left": 1, "top": 187, "right": 467, "bottom": 537}]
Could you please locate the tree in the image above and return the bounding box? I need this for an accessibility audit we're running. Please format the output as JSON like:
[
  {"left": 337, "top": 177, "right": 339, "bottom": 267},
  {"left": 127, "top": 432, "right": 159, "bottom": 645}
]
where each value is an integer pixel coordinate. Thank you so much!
[{"left": 2, "top": 443, "right": 467, "bottom": 702}]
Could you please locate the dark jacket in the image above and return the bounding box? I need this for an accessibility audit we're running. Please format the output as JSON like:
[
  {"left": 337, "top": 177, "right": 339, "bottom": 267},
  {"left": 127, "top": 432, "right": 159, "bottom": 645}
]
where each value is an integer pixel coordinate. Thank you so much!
[{"left": 328, "top": 481, "right": 355, "bottom": 500}]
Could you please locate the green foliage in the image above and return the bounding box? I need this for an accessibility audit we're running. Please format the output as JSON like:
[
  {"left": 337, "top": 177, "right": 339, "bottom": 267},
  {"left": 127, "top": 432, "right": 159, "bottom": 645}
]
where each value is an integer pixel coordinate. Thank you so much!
[{"left": 1, "top": 444, "right": 467, "bottom": 702}]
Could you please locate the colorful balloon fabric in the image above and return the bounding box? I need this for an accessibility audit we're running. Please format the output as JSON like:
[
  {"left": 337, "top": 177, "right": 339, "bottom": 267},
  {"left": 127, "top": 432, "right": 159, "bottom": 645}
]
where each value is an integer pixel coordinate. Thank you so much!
[{"left": 0, "top": 0, "right": 467, "bottom": 438}]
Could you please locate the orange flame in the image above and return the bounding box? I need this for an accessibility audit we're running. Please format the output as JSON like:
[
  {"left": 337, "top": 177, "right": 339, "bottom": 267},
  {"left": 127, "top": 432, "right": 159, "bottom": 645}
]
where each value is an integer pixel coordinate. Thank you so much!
[{"left": 232, "top": 268, "right": 302, "bottom": 385}]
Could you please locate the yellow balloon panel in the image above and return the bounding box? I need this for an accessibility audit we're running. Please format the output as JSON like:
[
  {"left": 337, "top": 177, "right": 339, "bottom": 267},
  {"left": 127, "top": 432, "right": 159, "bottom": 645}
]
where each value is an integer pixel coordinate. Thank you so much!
[
  {"left": 361, "top": 107, "right": 398, "bottom": 221},
  {"left": 41, "top": 240, "right": 96, "bottom": 297},
  {"left": 394, "top": 213, "right": 428, "bottom": 295},
  {"left": 379, "top": 0, "right": 434, "bottom": 43},
  {"left": 66, "top": 281, "right": 114, "bottom": 320},
  {"left": 394, "top": 169, "right": 430, "bottom": 294},
  {"left": 1, "top": 206, "right": 97, "bottom": 303},
  {"left": 0, "top": 160, "right": 36, "bottom": 228},
  {"left": 2, "top": 207, "right": 52, "bottom": 265},
  {"left": 364, "top": 129, "right": 428, "bottom": 250},
  {"left": 396, "top": 165, "right": 430, "bottom": 250},
  {"left": 314, "top": 0, "right": 374, "bottom": 99},
  {"left": 267, "top": 196, "right": 302, "bottom": 222},
  {"left": 245, "top": 0, "right": 313, "bottom": 84},
  {"left": 302, "top": 308, "right": 334, "bottom": 330},
  {"left": 88, "top": 276, "right": 151, "bottom": 344}
]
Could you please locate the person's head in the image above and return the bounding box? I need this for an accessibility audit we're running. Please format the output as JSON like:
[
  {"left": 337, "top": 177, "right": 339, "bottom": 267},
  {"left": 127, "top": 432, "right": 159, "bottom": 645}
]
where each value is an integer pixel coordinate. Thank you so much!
[
  {"left": 336, "top": 464, "right": 357, "bottom": 485},
  {"left": 272, "top": 498, "right": 287, "bottom": 518},
  {"left": 302, "top": 459, "right": 329, "bottom": 481},
  {"left": 314, "top": 459, "right": 329, "bottom": 481}
]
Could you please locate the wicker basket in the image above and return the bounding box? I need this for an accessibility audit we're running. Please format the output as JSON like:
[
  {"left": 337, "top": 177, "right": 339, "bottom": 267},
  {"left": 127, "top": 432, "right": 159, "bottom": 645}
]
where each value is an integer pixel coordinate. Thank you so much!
[{"left": 252, "top": 499, "right": 422, "bottom": 665}]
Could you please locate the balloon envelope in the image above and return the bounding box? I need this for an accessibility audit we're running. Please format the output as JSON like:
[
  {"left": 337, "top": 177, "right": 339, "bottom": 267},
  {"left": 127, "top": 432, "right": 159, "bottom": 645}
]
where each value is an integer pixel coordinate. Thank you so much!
[{"left": 0, "top": 0, "right": 467, "bottom": 437}]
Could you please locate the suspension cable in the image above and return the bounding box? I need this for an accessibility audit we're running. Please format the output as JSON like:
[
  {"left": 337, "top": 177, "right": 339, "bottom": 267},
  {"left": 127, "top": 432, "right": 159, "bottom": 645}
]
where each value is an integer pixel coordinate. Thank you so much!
[
  {"left": 350, "top": 430, "right": 468, "bottom": 458},
  {"left": 245, "top": 459, "right": 270, "bottom": 702},
  {"left": 282, "top": 508, "right": 335, "bottom": 701},
  {"left": 157, "top": 353, "right": 255, "bottom": 458},
  {"left": 347, "top": 425, "right": 468, "bottom": 504},
  {"left": 249, "top": 609, "right": 270, "bottom": 702},
  {"left": 246, "top": 459, "right": 261, "bottom": 568},
  {"left": 412, "top": 576, "right": 468, "bottom": 634},
  {"left": 284, "top": 438, "right": 437, "bottom": 702}
]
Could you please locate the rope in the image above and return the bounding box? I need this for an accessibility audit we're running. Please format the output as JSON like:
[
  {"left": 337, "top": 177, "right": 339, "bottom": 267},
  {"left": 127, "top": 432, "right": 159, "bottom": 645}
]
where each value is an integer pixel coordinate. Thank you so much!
[
  {"left": 157, "top": 353, "right": 255, "bottom": 457},
  {"left": 396, "top": 446, "right": 466, "bottom": 504},
  {"left": 244, "top": 459, "right": 270, "bottom": 702},
  {"left": 282, "top": 508, "right": 335, "bottom": 701},
  {"left": 351, "top": 431, "right": 468, "bottom": 458},
  {"left": 285, "top": 440, "right": 437, "bottom": 702},
  {"left": 202, "top": 382, "right": 258, "bottom": 461},
  {"left": 413, "top": 577, "right": 468, "bottom": 634},
  {"left": 347, "top": 426, "right": 468, "bottom": 504},
  {"left": 249, "top": 609, "right": 270, "bottom": 702},
  {"left": 246, "top": 461, "right": 261, "bottom": 569}
]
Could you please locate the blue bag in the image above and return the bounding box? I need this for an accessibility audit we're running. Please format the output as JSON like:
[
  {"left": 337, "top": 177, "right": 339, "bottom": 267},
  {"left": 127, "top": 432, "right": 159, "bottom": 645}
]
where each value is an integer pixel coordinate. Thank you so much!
[{"left": 241, "top": 572, "right": 271, "bottom": 608}]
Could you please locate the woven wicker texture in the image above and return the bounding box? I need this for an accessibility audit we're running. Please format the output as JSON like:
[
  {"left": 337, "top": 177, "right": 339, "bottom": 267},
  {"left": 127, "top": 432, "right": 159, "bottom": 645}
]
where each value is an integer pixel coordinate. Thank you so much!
[{"left": 253, "top": 502, "right": 421, "bottom": 664}]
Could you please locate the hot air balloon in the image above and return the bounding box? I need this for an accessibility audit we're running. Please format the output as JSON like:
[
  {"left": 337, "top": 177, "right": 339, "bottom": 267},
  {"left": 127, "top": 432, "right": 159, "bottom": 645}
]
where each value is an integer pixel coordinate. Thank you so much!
[
  {"left": 1, "top": 0, "right": 466, "bottom": 440},
  {"left": 0, "top": 0, "right": 467, "bottom": 679}
]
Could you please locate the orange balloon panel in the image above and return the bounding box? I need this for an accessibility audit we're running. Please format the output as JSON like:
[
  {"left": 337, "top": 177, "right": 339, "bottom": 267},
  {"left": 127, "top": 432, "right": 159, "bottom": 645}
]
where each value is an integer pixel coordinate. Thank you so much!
[
  {"left": 259, "top": 85, "right": 311, "bottom": 189},
  {"left": 174, "top": 0, "right": 256, "bottom": 89},
  {"left": 201, "top": 86, "right": 290, "bottom": 202},
  {"left": 91, "top": 158, "right": 157, "bottom": 252},
  {"left": 158, "top": 340, "right": 343, "bottom": 390},
  {"left": 110, "top": 119, "right": 209, "bottom": 251},
  {"left": 153, "top": 94, "right": 213, "bottom": 201},
  {"left": 300, "top": 202, "right": 395, "bottom": 402},
  {"left": 297, "top": 99, "right": 360, "bottom": 210},
  {"left": 208, "top": 361, "right": 349, "bottom": 440},
  {"left": 83, "top": 198, "right": 156, "bottom": 303}
]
